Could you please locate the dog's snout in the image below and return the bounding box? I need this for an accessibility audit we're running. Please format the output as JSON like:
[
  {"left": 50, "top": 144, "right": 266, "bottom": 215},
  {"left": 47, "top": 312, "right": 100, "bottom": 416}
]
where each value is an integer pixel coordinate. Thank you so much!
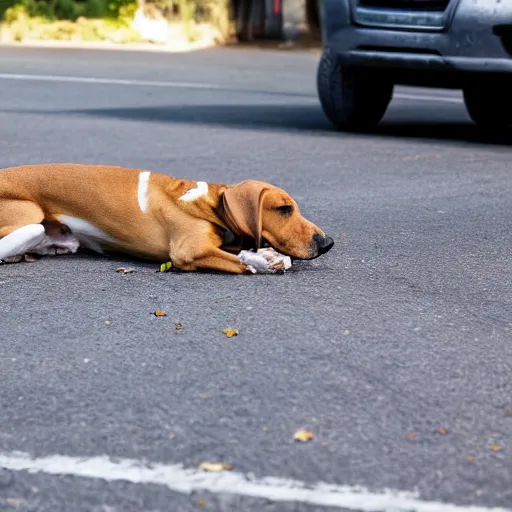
[{"left": 313, "top": 233, "right": 334, "bottom": 255}]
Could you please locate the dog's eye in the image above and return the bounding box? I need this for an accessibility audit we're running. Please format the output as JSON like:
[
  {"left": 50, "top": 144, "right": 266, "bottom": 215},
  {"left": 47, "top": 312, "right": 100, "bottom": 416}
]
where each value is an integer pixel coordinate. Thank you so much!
[{"left": 276, "top": 205, "right": 294, "bottom": 215}]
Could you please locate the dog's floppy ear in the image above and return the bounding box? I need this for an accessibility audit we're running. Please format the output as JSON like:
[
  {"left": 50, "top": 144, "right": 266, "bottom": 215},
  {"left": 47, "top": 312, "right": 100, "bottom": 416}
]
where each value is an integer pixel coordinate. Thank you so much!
[{"left": 222, "top": 181, "right": 270, "bottom": 248}]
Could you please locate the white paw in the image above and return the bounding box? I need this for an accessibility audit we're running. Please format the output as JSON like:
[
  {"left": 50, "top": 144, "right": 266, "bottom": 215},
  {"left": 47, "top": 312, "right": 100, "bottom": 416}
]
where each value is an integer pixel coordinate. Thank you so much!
[
  {"left": 238, "top": 251, "right": 271, "bottom": 273},
  {"left": 238, "top": 248, "right": 292, "bottom": 274},
  {"left": 30, "top": 234, "right": 80, "bottom": 257}
]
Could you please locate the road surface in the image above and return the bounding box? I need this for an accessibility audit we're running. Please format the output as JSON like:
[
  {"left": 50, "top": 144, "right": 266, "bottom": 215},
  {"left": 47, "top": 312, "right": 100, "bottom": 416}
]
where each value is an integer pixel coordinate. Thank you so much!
[{"left": 0, "top": 45, "right": 511, "bottom": 512}]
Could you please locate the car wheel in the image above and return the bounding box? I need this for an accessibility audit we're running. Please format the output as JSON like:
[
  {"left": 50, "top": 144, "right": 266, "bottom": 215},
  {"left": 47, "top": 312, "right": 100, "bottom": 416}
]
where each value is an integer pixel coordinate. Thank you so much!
[
  {"left": 463, "top": 84, "right": 512, "bottom": 129},
  {"left": 317, "top": 47, "right": 393, "bottom": 131}
]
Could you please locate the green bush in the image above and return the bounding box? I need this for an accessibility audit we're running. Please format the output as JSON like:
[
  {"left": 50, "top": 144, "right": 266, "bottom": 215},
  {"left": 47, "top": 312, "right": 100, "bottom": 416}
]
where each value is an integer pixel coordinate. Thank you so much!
[
  {"left": 101, "top": 0, "right": 137, "bottom": 18},
  {"left": 82, "top": 0, "right": 103, "bottom": 17},
  {"left": 54, "top": 0, "right": 79, "bottom": 20},
  {"left": 1, "top": 0, "right": 138, "bottom": 20},
  {"left": 1, "top": 0, "right": 233, "bottom": 43}
]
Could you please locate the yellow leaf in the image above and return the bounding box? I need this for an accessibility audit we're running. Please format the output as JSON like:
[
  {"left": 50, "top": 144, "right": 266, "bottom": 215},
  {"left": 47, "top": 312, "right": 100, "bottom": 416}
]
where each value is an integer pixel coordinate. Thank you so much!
[
  {"left": 198, "top": 462, "right": 233, "bottom": 472},
  {"left": 435, "top": 427, "right": 448, "bottom": 435},
  {"left": 407, "top": 432, "right": 417, "bottom": 441},
  {"left": 222, "top": 328, "right": 239, "bottom": 338},
  {"left": 321, "top": 441, "right": 328, "bottom": 447},
  {"left": 199, "top": 393, "right": 208, "bottom": 399},
  {"left": 263, "top": 426, "right": 268, "bottom": 431},
  {"left": 489, "top": 444, "right": 502, "bottom": 452},
  {"left": 466, "top": 455, "right": 474, "bottom": 463},
  {"left": 159, "top": 261, "right": 173, "bottom": 272},
  {"left": 195, "top": 499, "right": 207, "bottom": 508},
  {"left": 293, "top": 429, "right": 314, "bottom": 442},
  {"left": 154, "top": 309, "right": 167, "bottom": 317}
]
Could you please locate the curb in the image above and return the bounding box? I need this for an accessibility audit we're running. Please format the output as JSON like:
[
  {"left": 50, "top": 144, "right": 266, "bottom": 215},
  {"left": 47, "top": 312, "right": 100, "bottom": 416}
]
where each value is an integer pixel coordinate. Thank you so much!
[{"left": 0, "top": 39, "right": 321, "bottom": 54}]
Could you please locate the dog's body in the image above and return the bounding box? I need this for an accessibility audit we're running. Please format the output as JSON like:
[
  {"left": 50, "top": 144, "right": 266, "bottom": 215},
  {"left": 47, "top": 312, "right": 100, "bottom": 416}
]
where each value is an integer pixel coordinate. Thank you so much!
[{"left": 0, "top": 164, "right": 333, "bottom": 273}]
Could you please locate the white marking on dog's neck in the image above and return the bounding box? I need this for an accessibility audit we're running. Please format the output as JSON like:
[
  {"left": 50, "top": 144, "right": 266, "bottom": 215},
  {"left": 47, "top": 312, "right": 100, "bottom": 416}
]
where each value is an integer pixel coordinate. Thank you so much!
[
  {"left": 179, "top": 181, "right": 208, "bottom": 202},
  {"left": 137, "top": 171, "right": 151, "bottom": 213}
]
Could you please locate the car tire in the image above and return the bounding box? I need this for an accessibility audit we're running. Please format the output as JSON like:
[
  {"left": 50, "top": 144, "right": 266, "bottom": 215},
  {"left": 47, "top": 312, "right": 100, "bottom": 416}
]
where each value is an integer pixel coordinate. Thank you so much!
[
  {"left": 317, "top": 47, "right": 393, "bottom": 131},
  {"left": 463, "top": 85, "right": 512, "bottom": 129}
]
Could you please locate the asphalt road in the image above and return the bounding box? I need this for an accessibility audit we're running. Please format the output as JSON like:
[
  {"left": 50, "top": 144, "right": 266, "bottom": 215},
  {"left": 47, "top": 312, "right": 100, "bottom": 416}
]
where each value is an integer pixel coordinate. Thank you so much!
[{"left": 0, "top": 45, "right": 511, "bottom": 512}]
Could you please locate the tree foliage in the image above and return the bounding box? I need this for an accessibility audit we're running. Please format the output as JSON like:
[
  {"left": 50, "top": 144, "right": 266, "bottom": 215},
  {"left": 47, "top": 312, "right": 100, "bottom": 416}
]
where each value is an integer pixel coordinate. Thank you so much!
[{"left": 1, "top": 0, "right": 232, "bottom": 27}]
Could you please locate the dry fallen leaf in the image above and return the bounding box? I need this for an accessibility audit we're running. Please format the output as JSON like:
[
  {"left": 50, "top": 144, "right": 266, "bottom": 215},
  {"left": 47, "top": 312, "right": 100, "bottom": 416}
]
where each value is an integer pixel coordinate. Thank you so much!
[
  {"left": 293, "top": 429, "right": 315, "bottom": 442},
  {"left": 175, "top": 322, "right": 184, "bottom": 330},
  {"left": 435, "top": 427, "right": 449, "bottom": 435},
  {"left": 195, "top": 499, "right": 207, "bottom": 508},
  {"left": 116, "top": 267, "right": 136, "bottom": 274},
  {"left": 198, "top": 462, "right": 233, "bottom": 472},
  {"left": 154, "top": 309, "right": 167, "bottom": 317},
  {"left": 222, "top": 328, "right": 239, "bottom": 338},
  {"left": 407, "top": 432, "right": 417, "bottom": 441},
  {"left": 466, "top": 455, "right": 474, "bottom": 463},
  {"left": 489, "top": 445, "right": 502, "bottom": 452},
  {"left": 6, "top": 498, "right": 18, "bottom": 505},
  {"left": 199, "top": 393, "right": 209, "bottom": 399},
  {"left": 321, "top": 441, "right": 328, "bottom": 447},
  {"left": 263, "top": 426, "right": 268, "bottom": 432}
]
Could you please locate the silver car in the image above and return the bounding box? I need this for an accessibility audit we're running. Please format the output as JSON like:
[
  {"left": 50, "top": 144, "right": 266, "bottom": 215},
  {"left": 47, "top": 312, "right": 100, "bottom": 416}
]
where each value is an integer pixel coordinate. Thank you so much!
[{"left": 317, "top": 0, "right": 512, "bottom": 130}]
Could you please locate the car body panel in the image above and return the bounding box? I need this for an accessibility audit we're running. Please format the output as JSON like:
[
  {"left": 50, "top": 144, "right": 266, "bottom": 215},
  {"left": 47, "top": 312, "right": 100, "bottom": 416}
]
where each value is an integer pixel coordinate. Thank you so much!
[{"left": 320, "top": 0, "right": 512, "bottom": 81}]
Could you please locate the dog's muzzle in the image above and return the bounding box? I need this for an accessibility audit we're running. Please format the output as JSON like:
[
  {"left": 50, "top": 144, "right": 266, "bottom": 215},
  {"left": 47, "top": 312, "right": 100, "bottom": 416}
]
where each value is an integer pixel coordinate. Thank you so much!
[{"left": 313, "top": 233, "right": 334, "bottom": 256}]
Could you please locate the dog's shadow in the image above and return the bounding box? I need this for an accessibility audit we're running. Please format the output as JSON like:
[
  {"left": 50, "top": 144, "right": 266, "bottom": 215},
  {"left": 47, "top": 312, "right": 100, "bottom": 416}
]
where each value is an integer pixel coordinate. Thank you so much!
[
  {"left": 51, "top": 249, "right": 323, "bottom": 275},
  {"left": 44, "top": 247, "right": 328, "bottom": 276},
  {"left": 48, "top": 248, "right": 158, "bottom": 270}
]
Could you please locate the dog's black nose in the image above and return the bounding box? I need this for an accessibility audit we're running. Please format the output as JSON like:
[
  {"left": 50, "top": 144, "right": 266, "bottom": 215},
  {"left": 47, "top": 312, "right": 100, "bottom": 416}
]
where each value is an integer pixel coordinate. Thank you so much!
[{"left": 313, "top": 233, "right": 334, "bottom": 255}]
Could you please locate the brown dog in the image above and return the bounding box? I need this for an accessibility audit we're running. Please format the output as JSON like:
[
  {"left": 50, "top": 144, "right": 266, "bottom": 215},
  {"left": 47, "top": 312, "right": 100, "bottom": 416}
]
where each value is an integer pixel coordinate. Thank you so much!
[{"left": 0, "top": 164, "right": 334, "bottom": 273}]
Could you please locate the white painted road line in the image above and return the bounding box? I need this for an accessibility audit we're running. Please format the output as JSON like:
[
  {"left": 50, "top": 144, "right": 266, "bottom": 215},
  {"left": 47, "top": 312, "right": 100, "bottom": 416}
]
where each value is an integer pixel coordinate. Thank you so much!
[
  {"left": 0, "top": 451, "right": 509, "bottom": 512},
  {"left": 394, "top": 92, "right": 463, "bottom": 104},
  {"left": 0, "top": 72, "right": 222, "bottom": 90},
  {"left": 0, "top": 72, "right": 464, "bottom": 104}
]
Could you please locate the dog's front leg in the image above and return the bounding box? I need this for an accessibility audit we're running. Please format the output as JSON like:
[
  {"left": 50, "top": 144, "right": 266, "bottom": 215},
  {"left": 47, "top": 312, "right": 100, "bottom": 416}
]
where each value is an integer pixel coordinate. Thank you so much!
[
  {"left": 171, "top": 245, "right": 249, "bottom": 274},
  {"left": 169, "top": 230, "right": 282, "bottom": 274}
]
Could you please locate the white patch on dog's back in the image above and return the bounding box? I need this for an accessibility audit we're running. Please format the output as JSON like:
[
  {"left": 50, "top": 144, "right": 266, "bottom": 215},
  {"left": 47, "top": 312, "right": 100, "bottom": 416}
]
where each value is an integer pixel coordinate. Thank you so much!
[
  {"left": 58, "top": 215, "right": 117, "bottom": 254},
  {"left": 137, "top": 171, "right": 151, "bottom": 213},
  {"left": 179, "top": 181, "right": 208, "bottom": 202}
]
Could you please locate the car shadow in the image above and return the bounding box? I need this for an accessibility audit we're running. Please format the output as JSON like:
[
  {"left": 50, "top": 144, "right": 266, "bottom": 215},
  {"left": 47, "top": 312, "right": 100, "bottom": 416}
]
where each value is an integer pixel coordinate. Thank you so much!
[
  {"left": 66, "top": 103, "right": 333, "bottom": 133},
  {"left": 61, "top": 102, "right": 512, "bottom": 147},
  {"left": 4, "top": 100, "right": 511, "bottom": 147}
]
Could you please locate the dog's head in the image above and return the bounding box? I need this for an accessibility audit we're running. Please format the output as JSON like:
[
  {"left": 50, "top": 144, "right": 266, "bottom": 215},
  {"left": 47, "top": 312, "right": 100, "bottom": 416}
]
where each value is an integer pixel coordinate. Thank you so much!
[{"left": 221, "top": 180, "right": 334, "bottom": 260}]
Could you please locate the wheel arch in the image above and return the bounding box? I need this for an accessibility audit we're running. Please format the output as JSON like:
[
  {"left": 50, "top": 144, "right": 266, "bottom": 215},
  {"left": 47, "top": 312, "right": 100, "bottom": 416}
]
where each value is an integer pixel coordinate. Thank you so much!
[{"left": 317, "top": 0, "right": 351, "bottom": 45}]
